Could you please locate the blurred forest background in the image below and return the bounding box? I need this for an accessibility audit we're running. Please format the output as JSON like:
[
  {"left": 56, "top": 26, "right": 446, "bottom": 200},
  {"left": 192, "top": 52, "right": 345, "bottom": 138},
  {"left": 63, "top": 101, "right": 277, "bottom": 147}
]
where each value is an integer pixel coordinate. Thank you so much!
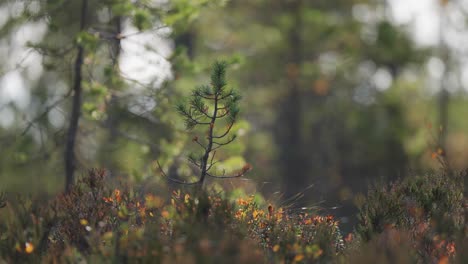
[{"left": 1, "top": 0, "right": 468, "bottom": 229}]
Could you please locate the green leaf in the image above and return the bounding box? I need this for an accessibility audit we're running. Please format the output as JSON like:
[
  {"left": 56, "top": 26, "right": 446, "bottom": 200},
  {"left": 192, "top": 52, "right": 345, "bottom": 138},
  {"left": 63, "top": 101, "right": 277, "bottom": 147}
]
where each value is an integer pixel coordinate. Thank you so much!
[
  {"left": 111, "top": 1, "right": 134, "bottom": 16},
  {"left": 133, "top": 9, "right": 152, "bottom": 31},
  {"left": 76, "top": 31, "right": 99, "bottom": 51},
  {"left": 83, "top": 102, "right": 97, "bottom": 113}
]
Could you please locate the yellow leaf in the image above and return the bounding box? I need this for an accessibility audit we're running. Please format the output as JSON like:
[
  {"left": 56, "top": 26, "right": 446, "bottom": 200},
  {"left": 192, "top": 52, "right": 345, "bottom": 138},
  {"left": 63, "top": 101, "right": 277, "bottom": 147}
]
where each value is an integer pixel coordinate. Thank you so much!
[
  {"left": 161, "top": 210, "right": 170, "bottom": 219},
  {"left": 15, "top": 242, "right": 21, "bottom": 252},
  {"left": 273, "top": 244, "right": 280, "bottom": 252},
  {"left": 103, "top": 232, "right": 113, "bottom": 240},
  {"left": 437, "top": 148, "right": 444, "bottom": 155},
  {"left": 25, "top": 242, "right": 34, "bottom": 254},
  {"left": 253, "top": 210, "right": 259, "bottom": 219},
  {"left": 293, "top": 254, "right": 304, "bottom": 262}
]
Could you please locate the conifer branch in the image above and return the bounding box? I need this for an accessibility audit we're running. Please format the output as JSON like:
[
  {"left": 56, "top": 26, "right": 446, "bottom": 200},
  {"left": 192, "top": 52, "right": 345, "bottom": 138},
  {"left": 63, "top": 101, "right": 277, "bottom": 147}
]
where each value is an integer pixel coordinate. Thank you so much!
[
  {"left": 213, "top": 122, "right": 234, "bottom": 139},
  {"left": 212, "top": 136, "right": 237, "bottom": 150},
  {"left": 156, "top": 160, "right": 199, "bottom": 185}
]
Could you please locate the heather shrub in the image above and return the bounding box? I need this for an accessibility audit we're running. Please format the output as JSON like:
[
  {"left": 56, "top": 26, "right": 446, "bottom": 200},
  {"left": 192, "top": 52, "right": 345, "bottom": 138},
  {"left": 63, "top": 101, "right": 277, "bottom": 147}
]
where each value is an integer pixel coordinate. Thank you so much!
[
  {"left": 356, "top": 170, "right": 466, "bottom": 263},
  {"left": 0, "top": 169, "right": 344, "bottom": 263},
  {"left": 2, "top": 168, "right": 465, "bottom": 263}
]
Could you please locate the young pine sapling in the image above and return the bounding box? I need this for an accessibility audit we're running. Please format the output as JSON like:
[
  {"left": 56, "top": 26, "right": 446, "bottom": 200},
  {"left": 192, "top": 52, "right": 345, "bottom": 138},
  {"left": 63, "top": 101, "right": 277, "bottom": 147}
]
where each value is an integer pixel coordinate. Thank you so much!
[{"left": 158, "top": 61, "right": 251, "bottom": 186}]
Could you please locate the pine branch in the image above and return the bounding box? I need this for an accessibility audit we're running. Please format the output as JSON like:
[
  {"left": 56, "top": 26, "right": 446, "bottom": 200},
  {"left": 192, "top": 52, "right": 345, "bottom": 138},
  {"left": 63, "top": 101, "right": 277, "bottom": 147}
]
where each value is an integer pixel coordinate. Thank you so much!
[
  {"left": 212, "top": 135, "right": 237, "bottom": 150},
  {"left": 213, "top": 122, "right": 234, "bottom": 139},
  {"left": 156, "top": 160, "right": 200, "bottom": 185}
]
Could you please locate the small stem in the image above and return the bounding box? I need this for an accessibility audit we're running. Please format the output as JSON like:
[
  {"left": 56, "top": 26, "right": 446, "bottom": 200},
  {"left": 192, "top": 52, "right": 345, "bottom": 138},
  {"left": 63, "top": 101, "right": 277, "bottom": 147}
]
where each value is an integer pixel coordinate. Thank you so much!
[
  {"left": 213, "top": 122, "right": 234, "bottom": 139},
  {"left": 156, "top": 160, "right": 200, "bottom": 185},
  {"left": 199, "top": 94, "right": 219, "bottom": 185}
]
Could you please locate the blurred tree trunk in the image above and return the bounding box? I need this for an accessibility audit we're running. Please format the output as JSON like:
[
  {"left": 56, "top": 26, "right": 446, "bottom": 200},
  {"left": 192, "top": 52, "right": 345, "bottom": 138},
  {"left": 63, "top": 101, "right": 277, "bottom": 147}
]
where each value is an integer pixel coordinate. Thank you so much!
[
  {"left": 275, "top": 0, "right": 307, "bottom": 198},
  {"left": 175, "top": 26, "right": 196, "bottom": 59},
  {"left": 438, "top": 1, "right": 449, "bottom": 159},
  {"left": 102, "top": 14, "right": 122, "bottom": 174},
  {"left": 166, "top": 25, "right": 197, "bottom": 182},
  {"left": 65, "top": 0, "right": 88, "bottom": 192}
]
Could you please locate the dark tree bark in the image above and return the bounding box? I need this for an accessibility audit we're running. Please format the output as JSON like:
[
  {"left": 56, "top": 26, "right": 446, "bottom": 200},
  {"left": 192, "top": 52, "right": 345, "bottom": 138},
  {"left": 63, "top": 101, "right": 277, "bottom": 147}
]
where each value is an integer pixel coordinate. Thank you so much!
[
  {"left": 110, "top": 16, "right": 122, "bottom": 67},
  {"left": 439, "top": 88, "right": 449, "bottom": 147},
  {"left": 437, "top": 3, "right": 450, "bottom": 165},
  {"left": 275, "top": 0, "right": 307, "bottom": 198},
  {"left": 102, "top": 14, "right": 122, "bottom": 174},
  {"left": 65, "top": 0, "right": 88, "bottom": 192},
  {"left": 175, "top": 28, "right": 196, "bottom": 59}
]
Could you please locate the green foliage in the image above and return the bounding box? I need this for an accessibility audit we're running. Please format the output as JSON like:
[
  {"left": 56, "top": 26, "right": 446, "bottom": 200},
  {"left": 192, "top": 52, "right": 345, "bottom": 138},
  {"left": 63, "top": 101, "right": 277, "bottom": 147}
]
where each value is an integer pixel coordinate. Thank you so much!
[
  {"left": 82, "top": 81, "right": 109, "bottom": 121},
  {"left": 163, "top": 0, "right": 224, "bottom": 29},
  {"left": 110, "top": 0, "right": 134, "bottom": 16},
  {"left": 171, "top": 61, "right": 248, "bottom": 185},
  {"left": 132, "top": 9, "right": 152, "bottom": 31},
  {"left": 176, "top": 61, "right": 240, "bottom": 129},
  {"left": 75, "top": 31, "right": 99, "bottom": 52}
]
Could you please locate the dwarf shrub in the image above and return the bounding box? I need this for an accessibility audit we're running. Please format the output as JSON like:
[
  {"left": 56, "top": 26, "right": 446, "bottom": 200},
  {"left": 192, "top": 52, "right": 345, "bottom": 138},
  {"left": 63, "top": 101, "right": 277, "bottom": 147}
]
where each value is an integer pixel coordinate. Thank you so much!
[{"left": 356, "top": 170, "right": 465, "bottom": 262}]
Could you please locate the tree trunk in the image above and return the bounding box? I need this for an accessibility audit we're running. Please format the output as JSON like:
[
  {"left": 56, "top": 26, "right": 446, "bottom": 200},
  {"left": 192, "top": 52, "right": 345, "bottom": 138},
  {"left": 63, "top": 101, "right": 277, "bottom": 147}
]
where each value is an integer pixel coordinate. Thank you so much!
[
  {"left": 65, "top": 0, "right": 88, "bottom": 192},
  {"left": 102, "top": 15, "right": 122, "bottom": 174},
  {"left": 438, "top": 2, "right": 449, "bottom": 163},
  {"left": 175, "top": 28, "right": 196, "bottom": 59},
  {"left": 276, "top": 0, "right": 306, "bottom": 198}
]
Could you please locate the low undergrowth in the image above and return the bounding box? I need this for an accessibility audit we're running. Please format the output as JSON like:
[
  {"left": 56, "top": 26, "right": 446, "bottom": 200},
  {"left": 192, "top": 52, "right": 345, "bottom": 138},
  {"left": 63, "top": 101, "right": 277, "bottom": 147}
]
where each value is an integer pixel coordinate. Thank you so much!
[
  {"left": 0, "top": 169, "right": 343, "bottom": 263},
  {"left": 0, "top": 169, "right": 466, "bottom": 263},
  {"left": 351, "top": 170, "right": 466, "bottom": 264}
]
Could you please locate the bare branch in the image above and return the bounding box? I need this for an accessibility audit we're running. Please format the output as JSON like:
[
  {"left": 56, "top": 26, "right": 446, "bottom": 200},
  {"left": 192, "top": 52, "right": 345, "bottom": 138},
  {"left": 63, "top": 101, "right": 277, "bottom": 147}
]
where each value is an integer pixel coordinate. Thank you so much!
[
  {"left": 206, "top": 171, "right": 244, "bottom": 179},
  {"left": 156, "top": 160, "right": 200, "bottom": 185},
  {"left": 206, "top": 151, "right": 217, "bottom": 171},
  {"left": 188, "top": 156, "right": 200, "bottom": 167},
  {"left": 188, "top": 116, "right": 211, "bottom": 126},
  {"left": 98, "top": 123, "right": 161, "bottom": 151},
  {"left": 213, "top": 122, "right": 234, "bottom": 139},
  {"left": 116, "top": 25, "right": 168, "bottom": 39},
  {"left": 216, "top": 109, "right": 230, "bottom": 118},
  {"left": 212, "top": 136, "right": 237, "bottom": 151},
  {"left": 213, "top": 136, "right": 236, "bottom": 146},
  {"left": 22, "top": 93, "right": 71, "bottom": 136},
  {"left": 219, "top": 90, "right": 235, "bottom": 100},
  {"left": 194, "top": 139, "right": 207, "bottom": 151}
]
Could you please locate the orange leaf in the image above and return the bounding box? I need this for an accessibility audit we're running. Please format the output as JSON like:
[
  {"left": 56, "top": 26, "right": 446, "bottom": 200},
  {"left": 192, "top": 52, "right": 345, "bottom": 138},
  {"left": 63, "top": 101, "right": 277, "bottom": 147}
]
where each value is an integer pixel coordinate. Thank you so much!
[
  {"left": 437, "top": 148, "right": 444, "bottom": 155},
  {"left": 273, "top": 244, "right": 280, "bottom": 252},
  {"left": 293, "top": 254, "right": 305, "bottom": 262},
  {"left": 161, "top": 210, "right": 170, "bottom": 219},
  {"left": 438, "top": 256, "right": 449, "bottom": 264},
  {"left": 25, "top": 242, "right": 34, "bottom": 254}
]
